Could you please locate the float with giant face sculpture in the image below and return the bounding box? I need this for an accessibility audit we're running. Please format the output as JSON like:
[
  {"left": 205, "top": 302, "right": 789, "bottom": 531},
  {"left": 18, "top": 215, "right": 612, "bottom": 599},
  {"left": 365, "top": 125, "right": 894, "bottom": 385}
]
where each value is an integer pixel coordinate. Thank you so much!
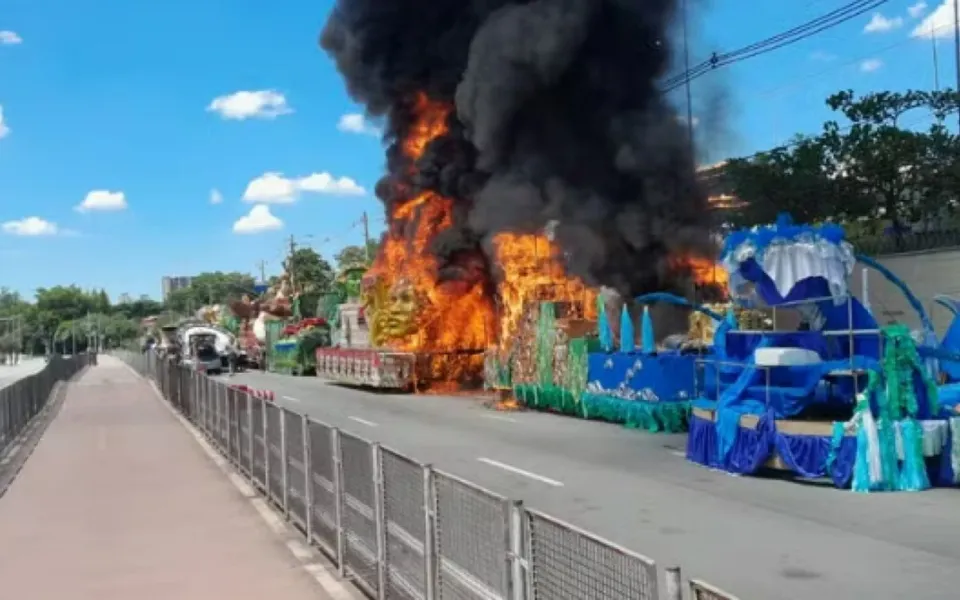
[{"left": 314, "top": 266, "right": 418, "bottom": 389}]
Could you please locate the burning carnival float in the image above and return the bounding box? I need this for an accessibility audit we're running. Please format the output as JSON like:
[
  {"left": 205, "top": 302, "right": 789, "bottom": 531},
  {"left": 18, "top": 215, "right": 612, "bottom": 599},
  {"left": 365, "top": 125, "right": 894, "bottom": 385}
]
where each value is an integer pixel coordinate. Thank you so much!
[{"left": 318, "top": 0, "right": 725, "bottom": 397}]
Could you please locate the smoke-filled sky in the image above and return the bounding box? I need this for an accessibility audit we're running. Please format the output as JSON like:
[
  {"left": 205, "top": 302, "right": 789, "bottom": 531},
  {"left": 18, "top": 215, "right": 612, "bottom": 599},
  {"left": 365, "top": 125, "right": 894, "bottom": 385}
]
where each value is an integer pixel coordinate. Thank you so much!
[
  {"left": 322, "top": 0, "right": 717, "bottom": 296},
  {"left": 0, "top": 0, "right": 943, "bottom": 298}
]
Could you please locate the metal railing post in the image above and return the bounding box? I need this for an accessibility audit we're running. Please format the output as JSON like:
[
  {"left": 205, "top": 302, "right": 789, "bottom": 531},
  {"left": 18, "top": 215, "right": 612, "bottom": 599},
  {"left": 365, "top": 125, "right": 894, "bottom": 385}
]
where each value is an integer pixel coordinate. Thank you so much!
[
  {"left": 280, "top": 408, "right": 289, "bottom": 517},
  {"left": 247, "top": 394, "right": 255, "bottom": 475},
  {"left": 372, "top": 443, "right": 387, "bottom": 599},
  {"left": 302, "top": 413, "right": 313, "bottom": 543},
  {"left": 665, "top": 566, "right": 682, "bottom": 600},
  {"left": 509, "top": 500, "right": 527, "bottom": 600},
  {"left": 422, "top": 464, "right": 437, "bottom": 600},
  {"left": 263, "top": 399, "right": 271, "bottom": 498},
  {"left": 332, "top": 428, "right": 345, "bottom": 577}
]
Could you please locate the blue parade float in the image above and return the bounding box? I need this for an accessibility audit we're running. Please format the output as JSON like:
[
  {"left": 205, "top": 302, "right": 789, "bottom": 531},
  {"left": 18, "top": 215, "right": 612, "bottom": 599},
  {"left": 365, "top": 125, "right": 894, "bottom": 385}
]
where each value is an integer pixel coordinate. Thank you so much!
[
  {"left": 578, "top": 293, "right": 724, "bottom": 432},
  {"left": 686, "top": 215, "right": 960, "bottom": 491}
]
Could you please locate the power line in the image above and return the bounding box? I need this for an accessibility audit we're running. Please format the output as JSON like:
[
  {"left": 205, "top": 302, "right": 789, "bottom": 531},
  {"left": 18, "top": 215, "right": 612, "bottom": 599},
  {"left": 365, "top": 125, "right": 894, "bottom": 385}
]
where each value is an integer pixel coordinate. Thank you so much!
[
  {"left": 662, "top": 0, "right": 890, "bottom": 93},
  {"left": 755, "top": 22, "right": 955, "bottom": 100}
]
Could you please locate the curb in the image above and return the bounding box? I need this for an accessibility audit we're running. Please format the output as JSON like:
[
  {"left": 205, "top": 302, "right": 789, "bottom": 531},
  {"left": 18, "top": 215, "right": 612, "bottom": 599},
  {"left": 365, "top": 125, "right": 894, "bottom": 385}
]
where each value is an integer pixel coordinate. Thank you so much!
[{"left": 125, "top": 363, "right": 359, "bottom": 600}]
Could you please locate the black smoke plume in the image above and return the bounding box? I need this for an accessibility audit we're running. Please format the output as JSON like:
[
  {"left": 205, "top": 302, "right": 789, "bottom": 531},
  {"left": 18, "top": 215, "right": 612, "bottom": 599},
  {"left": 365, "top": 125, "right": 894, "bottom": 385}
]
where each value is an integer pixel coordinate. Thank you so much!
[{"left": 321, "top": 0, "right": 715, "bottom": 298}]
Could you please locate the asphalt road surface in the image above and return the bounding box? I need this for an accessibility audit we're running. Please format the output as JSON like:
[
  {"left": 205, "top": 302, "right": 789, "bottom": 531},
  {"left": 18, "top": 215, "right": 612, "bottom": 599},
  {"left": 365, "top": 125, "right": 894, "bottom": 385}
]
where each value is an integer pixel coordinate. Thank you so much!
[
  {"left": 0, "top": 358, "right": 46, "bottom": 390},
  {"left": 215, "top": 370, "right": 960, "bottom": 599}
]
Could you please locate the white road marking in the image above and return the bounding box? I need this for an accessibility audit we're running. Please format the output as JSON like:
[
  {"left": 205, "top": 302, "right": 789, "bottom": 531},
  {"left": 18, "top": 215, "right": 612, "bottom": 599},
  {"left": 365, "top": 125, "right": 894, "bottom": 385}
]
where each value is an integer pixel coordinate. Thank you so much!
[
  {"left": 348, "top": 416, "right": 378, "bottom": 428},
  {"left": 477, "top": 457, "right": 564, "bottom": 487},
  {"left": 482, "top": 413, "right": 517, "bottom": 423},
  {"left": 670, "top": 450, "right": 686, "bottom": 458},
  {"left": 282, "top": 395, "right": 302, "bottom": 403}
]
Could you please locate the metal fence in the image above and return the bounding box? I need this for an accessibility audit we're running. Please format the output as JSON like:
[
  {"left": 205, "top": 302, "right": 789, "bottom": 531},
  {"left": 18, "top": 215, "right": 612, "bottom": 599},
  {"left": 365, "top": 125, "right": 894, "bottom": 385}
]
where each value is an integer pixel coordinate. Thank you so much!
[
  {"left": 0, "top": 354, "right": 90, "bottom": 456},
  {"left": 120, "top": 351, "right": 740, "bottom": 600}
]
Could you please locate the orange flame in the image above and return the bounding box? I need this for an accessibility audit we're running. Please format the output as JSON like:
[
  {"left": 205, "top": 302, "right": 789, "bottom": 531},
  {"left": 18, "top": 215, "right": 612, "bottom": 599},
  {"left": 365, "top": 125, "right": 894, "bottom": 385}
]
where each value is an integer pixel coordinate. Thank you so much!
[
  {"left": 369, "top": 92, "right": 726, "bottom": 388},
  {"left": 367, "top": 94, "right": 496, "bottom": 378},
  {"left": 492, "top": 232, "right": 597, "bottom": 345}
]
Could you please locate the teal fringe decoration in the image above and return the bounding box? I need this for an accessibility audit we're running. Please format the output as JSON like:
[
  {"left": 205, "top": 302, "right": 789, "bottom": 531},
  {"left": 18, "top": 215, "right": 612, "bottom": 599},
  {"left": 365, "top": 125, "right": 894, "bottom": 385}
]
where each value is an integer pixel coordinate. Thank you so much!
[
  {"left": 512, "top": 384, "right": 689, "bottom": 433},
  {"left": 852, "top": 421, "right": 872, "bottom": 493},
  {"left": 581, "top": 393, "right": 689, "bottom": 433},
  {"left": 877, "top": 419, "right": 899, "bottom": 491},
  {"left": 897, "top": 419, "right": 930, "bottom": 491},
  {"left": 826, "top": 422, "right": 845, "bottom": 478}
]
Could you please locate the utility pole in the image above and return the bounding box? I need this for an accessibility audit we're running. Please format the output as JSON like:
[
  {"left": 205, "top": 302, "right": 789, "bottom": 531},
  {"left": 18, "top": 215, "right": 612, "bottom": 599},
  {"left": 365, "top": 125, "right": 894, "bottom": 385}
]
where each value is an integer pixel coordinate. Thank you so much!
[
  {"left": 681, "top": 0, "right": 695, "bottom": 157},
  {"left": 954, "top": 0, "right": 960, "bottom": 129},
  {"left": 933, "top": 20, "right": 941, "bottom": 92},
  {"left": 362, "top": 211, "right": 371, "bottom": 263},
  {"left": 287, "top": 235, "right": 297, "bottom": 290},
  {"left": 256, "top": 260, "right": 267, "bottom": 284}
]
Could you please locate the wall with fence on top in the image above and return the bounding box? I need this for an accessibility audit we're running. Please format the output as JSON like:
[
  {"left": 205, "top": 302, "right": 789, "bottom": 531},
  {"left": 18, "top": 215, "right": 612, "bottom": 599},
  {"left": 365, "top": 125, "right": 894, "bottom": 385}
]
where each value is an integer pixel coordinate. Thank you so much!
[{"left": 118, "top": 350, "right": 741, "bottom": 600}]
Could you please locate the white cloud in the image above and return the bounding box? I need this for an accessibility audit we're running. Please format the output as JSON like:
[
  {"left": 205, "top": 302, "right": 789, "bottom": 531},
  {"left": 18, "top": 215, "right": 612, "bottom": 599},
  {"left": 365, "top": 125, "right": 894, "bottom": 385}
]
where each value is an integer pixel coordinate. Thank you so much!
[
  {"left": 242, "top": 171, "right": 366, "bottom": 203},
  {"left": 207, "top": 90, "right": 291, "bottom": 120},
  {"left": 677, "top": 115, "right": 699, "bottom": 127},
  {"left": 76, "top": 189, "right": 127, "bottom": 212},
  {"left": 908, "top": 2, "right": 928, "bottom": 18},
  {"left": 0, "top": 106, "right": 8, "bottom": 139},
  {"left": 2, "top": 217, "right": 58, "bottom": 236},
  {"left": 0, "top": 31, "right": 21, "bottom": 45},
  {"left": 809, "top": 50, "right": 836, "bottom": 62},
  {"left": 210, "top": 189, "right": 223, "bottom": 204},
  {"left": 243, "top": 172, "right": 299, "bottom": 203},
  {"left": 298, "top": 172, "right": 365, "bottom": 195},
  {"left": 864, "top": 13, "right": 903, "bottom": 33},
  {"left": 337, "top": 113, "right": 381, "bottom": 136},
  {"left": 233, "top": 205, "right": 283, "bottom": 234},
  {"left": 912, "top": 1, "right": 954, "bottom": 37},
  {"left": 860, "top": 58, "right": 884, "bottom": 72}
]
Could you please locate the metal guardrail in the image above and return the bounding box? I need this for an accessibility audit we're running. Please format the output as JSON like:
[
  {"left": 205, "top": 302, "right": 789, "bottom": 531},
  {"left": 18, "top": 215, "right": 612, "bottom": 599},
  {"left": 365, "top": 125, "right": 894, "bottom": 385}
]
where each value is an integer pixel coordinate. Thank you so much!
[
  {"left": 119, "top": 351, "right": 740, "bottom": 600},
  {"left": 0, "top": 355, "right": 90, "bottom": 456}
]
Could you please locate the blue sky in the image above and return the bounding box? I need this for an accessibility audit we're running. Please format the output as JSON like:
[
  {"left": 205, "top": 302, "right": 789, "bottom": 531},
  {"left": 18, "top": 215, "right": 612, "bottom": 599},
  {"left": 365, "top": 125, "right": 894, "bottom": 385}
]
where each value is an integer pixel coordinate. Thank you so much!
[{"left": 0, "top": 0, "right": 952, "bottom": 300}]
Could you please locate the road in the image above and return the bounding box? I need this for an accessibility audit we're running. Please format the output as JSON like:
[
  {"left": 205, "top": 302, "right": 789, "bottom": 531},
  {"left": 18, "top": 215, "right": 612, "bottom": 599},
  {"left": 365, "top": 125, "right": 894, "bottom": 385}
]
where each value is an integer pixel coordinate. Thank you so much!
[
  {"left": 216, "top": 370, "right": 960, "bottom": 599},
  {"left": 0, "top": 358, "right": 47, "bottom": 389}
]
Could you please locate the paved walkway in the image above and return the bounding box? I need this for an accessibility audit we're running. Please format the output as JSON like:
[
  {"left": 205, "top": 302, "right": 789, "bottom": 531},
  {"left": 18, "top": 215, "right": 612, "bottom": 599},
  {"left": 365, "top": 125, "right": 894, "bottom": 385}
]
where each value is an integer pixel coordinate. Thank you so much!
[{"left": 0, "top": 356, "right": 328, "bottom": 599}]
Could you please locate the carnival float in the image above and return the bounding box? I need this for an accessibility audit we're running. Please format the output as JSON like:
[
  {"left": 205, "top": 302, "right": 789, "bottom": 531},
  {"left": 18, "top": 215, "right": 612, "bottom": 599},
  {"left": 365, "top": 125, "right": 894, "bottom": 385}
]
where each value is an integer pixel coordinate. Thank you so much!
[{"left": 684, "top": 215, "right": 960, "bottom": 491}]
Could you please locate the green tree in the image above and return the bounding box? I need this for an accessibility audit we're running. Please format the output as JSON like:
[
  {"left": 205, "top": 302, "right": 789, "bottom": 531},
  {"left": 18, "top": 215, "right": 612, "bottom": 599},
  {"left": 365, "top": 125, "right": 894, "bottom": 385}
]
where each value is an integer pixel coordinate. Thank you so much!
[
  {"left": 286, "top": 248, "right": 334, "bottom": 294},
  {"left": 724, "top": 89, "right": 960, "bottom": 227},
  {"left": 820, "top": 89, "right": 960, "bottom": 225},
  {"left": 723, "top": 136, "right": 857, "bottom": 226},
  {"left": 165, "top": 272, "right": 256, "bottom": 314},
  {"left": 334, "top": 240, "right": 379, "bottom": 270},
  {"left": 35, "top": 286, "right": 100, "bottom": 322}
]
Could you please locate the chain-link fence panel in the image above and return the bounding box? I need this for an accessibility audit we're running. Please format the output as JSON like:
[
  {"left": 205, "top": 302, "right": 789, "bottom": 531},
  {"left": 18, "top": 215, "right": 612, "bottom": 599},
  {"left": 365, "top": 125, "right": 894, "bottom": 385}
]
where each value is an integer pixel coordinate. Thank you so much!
[
  {"left": 381, "top": 447, "right": 427, "bottom": 600},
  {"left": 237, "top": 392, "right": 251, "bottom": 476},
  {"left": 250, "top": 396, "right": 267, "bottom": 489},
  {"left": 218, "top": 382, "right": 230, "bottom": 450},
  {"left": 0, "top": 386, "right": 10, "bottom": 450},
  {"left": 227, "top": 386, "right": 242, "bottom": 465},
  {"left": 204, "top": 377, "right": 216, "bottom": 438},
  {"left": 434, "top": 471, "right": 510, "bottom": 600},
  {"left": 265, "top": 402, "right": 285, "bottom": 506},
  {"left": 284, "top": 408, "right": 308, "bottom": 529},
  {"left": 525, "top": 508, "right": 658, "bottom": 600},
  {"left": 308, "top": 419, "right": 338, "bottom": 558},
  {"left": 339, "top": 430, "right": 379, "bottom": 596},
  {"left": 690, "top": 579, "right": 740, "bottom": 600}
]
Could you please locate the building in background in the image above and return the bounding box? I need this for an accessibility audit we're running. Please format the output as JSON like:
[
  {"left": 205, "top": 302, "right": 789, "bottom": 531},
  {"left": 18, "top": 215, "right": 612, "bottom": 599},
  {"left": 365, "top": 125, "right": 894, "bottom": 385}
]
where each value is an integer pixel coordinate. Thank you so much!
[
  {"left": 117, "top": 293, "right": 133, "bottom": 304},
  {"left": 161, "top": 276, "right": 193, "bottom": 301}
]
